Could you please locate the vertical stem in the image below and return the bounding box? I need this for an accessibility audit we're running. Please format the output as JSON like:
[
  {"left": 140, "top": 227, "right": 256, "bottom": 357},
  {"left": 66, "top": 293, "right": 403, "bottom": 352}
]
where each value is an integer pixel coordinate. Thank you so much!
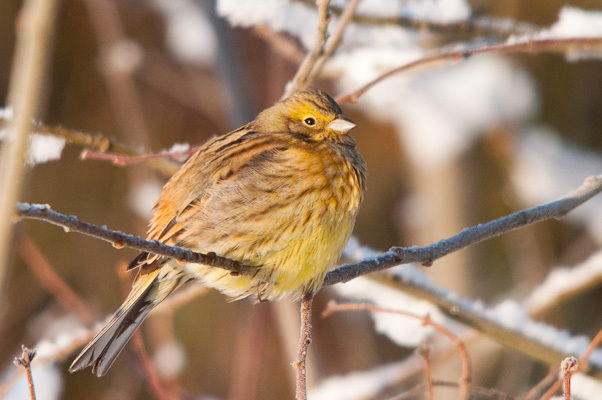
[
  {"left": 294, "top": 292, "right": 314, "bottom": 400},
  {"left": 0, "top": 0, "right": 59, "bottom": 300}
]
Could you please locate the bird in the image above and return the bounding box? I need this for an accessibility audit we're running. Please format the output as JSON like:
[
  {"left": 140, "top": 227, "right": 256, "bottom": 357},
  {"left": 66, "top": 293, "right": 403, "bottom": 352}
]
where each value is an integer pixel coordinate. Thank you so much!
[{"left": 69, "top": 88, "right": 366, "bottom": 376}]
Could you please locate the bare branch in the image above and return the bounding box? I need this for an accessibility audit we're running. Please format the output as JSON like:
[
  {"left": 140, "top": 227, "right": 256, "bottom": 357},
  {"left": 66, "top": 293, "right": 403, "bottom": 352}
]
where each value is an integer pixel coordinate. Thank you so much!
[
  {"left": 0, "top": 0, "right": 60, "bottom": 302},
  {"left": 80, "top": 145, "right": 198, "bottom": 167},
  {"left": 294, "top": 0, "right": 538, "bottom": 38},
  {"left": 18, "top": 233, "right": 97, "bottom": 325},
  {"left": 336, "top": 37, "right": 602, "bottom": 104},
  {"left": 306, "top": 0, "right": 361, "bottom": 84},
  {"left": 13, "top": 346, "right": 37, "bottom": 400},
  {"left": 561, "top": 357, "right": 578, "bottom": 400},
  {"left": 15, "top": 203, "right": 259, "bottom": 276},
  {"left": 324, "top": 302, "right": 471, "bottom": 400},
  {"left": 0, "top": 118, "right": 182, "bottom": 176},
  {"left": 285, "top": 0, "right": 331, "bottom": 97},
  {"left": 324, "top": 175, "right": 602, "bottom": 287},
  {"left": 293, "top": 293, "right": 314, "bottom": 400}
]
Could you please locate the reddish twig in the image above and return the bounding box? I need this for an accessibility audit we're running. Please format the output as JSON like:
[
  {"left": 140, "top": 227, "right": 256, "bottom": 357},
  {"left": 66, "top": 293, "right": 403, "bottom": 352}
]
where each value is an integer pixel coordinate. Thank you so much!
[
  {"left": 336, "top": 37, "right": 602, "bottom": 104},
  {"left": 131, "top": 332, "right": 170, "bottom": 400},
  {"left": 523, "top": 366, "right": 558, "bottom": 400},
  {"left": 13, "top": 346, "right": 37, "bottom": 400},
  {"left": 293, "top": 292, "right": 314, "bottom": 400},
  {"left": 540, "top": 325, "right": 602, "bottom": 400},
  {"left": 80, "top": 145, "right": 198, "bottom": 166},
  {"left": 418, "top": 343, "right": 434, "bottom": 400},
  {"left": 18, "top": 233, "right": 97, "bottom": 325},
  {"left": 116, "top": 266, "right": 171, "bottom": 400},
  {"left": 323, "top": 302, "right": 471, "bottom": 400},
  {"left": 561, "top": 357, "right": 578, "bottom": 400},
  {"left": 252, "top": 26, "right": 306, "bottom": 65}
]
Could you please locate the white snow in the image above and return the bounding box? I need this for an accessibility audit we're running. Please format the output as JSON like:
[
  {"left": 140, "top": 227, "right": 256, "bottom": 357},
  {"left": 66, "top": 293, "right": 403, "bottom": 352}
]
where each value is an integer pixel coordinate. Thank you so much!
[
  {"left": 26, "top": 134, "right": 66, "bottom": 166},
  {"left": 153, "top": 340, "right": 187, "bottom": 379},
  {"left": 543, "top": 7, "right": 602, "bottom": 39},
  {"left": 151, "top": 0, "right": 217, "bottom": 64},
  {"left": 309, "top": 362, "right": 410, "bottom": 400},
  {"left": 333, "top": 272, "right": 448, "bottom": 347},
  {"left": 534, "top": 7, "right": 602, "bottom": 60},
  {"left": 128, "top": 179, "right": 164, "bottom": 219},
  {"left": 337, "top": 54, "right": 537, "bottom": 170},
  {"left": 512, "top": 127, "right": 602, "bottom": 244},
  {"left": 3, "top": 363, "right": 63, "bottom": 400},
  {"left": 571, "top": 373, "right": 602, "bottom": 400},
  {"left": 525, "top": 250, "right": 602, "bottom": 314}
]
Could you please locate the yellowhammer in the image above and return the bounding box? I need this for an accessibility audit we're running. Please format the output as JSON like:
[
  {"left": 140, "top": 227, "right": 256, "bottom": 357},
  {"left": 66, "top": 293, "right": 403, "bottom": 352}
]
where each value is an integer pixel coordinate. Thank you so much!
[{"left": 69, "top": 88, "right": 366, "bottom": 376}]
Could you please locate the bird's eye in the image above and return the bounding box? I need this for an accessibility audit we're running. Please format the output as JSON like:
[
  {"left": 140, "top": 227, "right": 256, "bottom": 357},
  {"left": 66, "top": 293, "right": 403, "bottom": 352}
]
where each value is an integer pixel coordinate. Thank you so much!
[{"left": 303, "top": 117, "right": 316, "bottom": 126}]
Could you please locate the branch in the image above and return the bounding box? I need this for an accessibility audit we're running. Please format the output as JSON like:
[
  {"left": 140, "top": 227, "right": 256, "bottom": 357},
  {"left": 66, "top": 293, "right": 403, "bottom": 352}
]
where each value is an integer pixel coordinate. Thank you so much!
[
  {"left": 15, "top": 203, "right": 259, "bottom": 276},
  {"left": 80, "top": 145, "right": 198, "bottom": 167},
  {"left": 324, "top": 174, "right": 602, "bottom": 287},
  {"left": 336, "top": 37, "right": 602, "bottom": 104},
  {"left": 13, "top": 346, "right": 37, "bottom": 400},
  {"left": 285, "top": 0, "right": 331, "bottom": 97},
  {"left": 294, "top": 0, "right": 538, "bottom": 38},
  {"left": 0, "top": 119, "right": 182, "bottom": 176},
  {"left": 323, "top": 302, "right": 471, "bottom": 400},
  {"left": 0, "top": 0, "right": 59, "bottom": 301},
  {"left": 293, "top": 293, "right": 314, "bottom": 400},
  {"left": 306, "top": 0, "right": 361, "bottom": 84}
]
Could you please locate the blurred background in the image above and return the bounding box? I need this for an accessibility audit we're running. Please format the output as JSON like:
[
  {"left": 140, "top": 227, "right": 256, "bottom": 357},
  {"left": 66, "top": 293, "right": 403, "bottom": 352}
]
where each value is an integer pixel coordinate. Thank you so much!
[{"left": 0, "top": 0, "right": 601, "bottom": 399}]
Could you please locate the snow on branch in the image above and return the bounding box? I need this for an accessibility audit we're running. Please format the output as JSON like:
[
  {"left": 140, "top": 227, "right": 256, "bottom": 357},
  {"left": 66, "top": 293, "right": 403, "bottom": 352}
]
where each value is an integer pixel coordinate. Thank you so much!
[{"left": 336, "top": 36, "right": 602, "bottom": 104}]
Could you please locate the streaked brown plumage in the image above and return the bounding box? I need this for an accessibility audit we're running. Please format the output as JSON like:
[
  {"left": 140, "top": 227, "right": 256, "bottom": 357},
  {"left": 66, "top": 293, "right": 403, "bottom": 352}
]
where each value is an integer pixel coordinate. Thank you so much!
[{"left": 69, "top": 88, "right": 366, "bottom": 376}]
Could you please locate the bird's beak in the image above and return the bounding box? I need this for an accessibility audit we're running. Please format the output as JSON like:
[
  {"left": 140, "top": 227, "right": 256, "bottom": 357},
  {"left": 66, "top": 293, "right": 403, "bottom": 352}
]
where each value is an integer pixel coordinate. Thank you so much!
[{"left": 328, "top": 117, "right": 356, "bottom": 133}]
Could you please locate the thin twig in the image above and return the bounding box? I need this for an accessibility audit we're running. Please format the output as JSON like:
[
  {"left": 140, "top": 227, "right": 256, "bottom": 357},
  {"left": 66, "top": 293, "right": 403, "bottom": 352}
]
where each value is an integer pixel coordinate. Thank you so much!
[
  {"left": 113, "top": 265, "right": 172, "bottom": 400},
  {"left": 13, "top": 346, "right": 37, "bottom": 400},
  {"left": 15, "top": 202, "right": 259, "bottom": 276},
  {"left": 252, "top": 26, "right": 306, "bottom": 65},
  {"left": 323, "top": 302, "right": 471, "bottom": 400},
  {"left": 0, "top": 0, "right": 59, "bottom": 303},
  {"left": 324, "top": 175, "right": 602, "bottom": 287},
  {"left": 540, "top": 324, "right": 602, "bottom": 399},
  {"left": 336, "top": 37, "right": 602, "bottom": 104},
  {"left": 0, "top": 118, "right": 182, "bottom": 175},
  {"left": 294, "top": 0, "right": 538, "bottom": 37},
  {"left": 418, "top": 343, "right": 434, "bottom": 400},
  {"left": 285, "top": 0, "right": 331, "bottom": 97},
  {"left": 561, "top": 357, "right": 578, "bottom": 400},
  {"left": 80, "top": 145, "right": 198, "bottom": 166},
  {"left": 306, "top": 0, "right": 361, "bottom": 83},
  {"left": 523, "top": 366, "right": 558, "bottom": 400},
  {"left": 83, "top": 0, "right": 150, "bottom": 146},
  {"left": 18, "top": 233, "right": 97, "bottom": 325},
  {"left": 293, "top": 293, "right": 314, "bottom": 400}
]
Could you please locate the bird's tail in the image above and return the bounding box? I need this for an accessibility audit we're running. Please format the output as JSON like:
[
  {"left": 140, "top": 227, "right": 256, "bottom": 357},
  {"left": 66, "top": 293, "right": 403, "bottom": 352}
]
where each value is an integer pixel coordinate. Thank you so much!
[{"left": 69, "top": 267, "right": 183, "bottom": 376}]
